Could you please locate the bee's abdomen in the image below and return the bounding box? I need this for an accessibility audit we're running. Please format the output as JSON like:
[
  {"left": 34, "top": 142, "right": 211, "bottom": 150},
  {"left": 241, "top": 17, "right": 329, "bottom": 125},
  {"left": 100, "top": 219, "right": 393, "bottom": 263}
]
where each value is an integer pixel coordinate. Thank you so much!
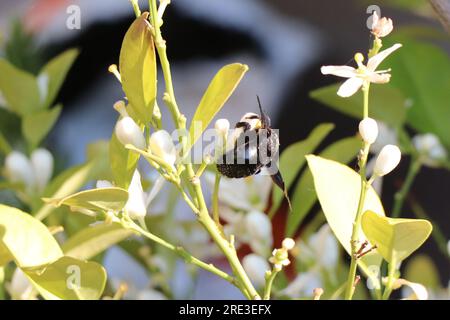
[{"left": 216, "top": 163, "right": 261, "bottom": 178}]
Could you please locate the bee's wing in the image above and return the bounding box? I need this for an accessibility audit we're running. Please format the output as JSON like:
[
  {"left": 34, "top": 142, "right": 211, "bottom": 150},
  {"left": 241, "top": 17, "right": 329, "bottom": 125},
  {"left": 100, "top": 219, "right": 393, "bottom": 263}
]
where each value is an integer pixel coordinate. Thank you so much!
[{"left": 270, "top": 165, "right": 292, "bottom": 212}]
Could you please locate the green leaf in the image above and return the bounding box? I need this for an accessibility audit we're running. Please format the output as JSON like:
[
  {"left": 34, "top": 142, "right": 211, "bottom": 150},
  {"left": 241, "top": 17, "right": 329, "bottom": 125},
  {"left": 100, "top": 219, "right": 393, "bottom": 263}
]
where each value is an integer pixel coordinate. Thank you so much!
[
  {"left": 310, "top": 84, "right": 406, "bottom": 127},
  {"left": 189, "top": 63, "right": 248, "bottom": 148},
  {"left": 286, "top": 137, "right": 361, "bottom": 237},
  {"left": 39, "top": 49, "right": 79, "bottom": 110},
  {"left": 361, "top": 210, "right": 432, "bottom": 264},
  {"left": 306, "top": 155, "right": 386, "bottom": 277},
  {"left": 404, "top": 254, "right": 440, "bottom": 289},
  {"left": 0, "top": 58, "right": 40, "bottom": 116},
  {"left": 22, "top": 104, "right": 62, "bottom": 148},
  {"left": 44, "top": 187, "right": 128, "bottom": 213},
  {"left": 24, "top": 256, "right": 106, "bottom": 300},
  {"left": 0, "top": 205, "right": 63, "bottom": 267},
  {"left": 109, "top": 131, "right": 140, "bottom": 188},
  {"left": 63, "top": 222, "right": 133, "bottom": 260},
  {"left": 270, "top": 123, "right": 334, "bottom": 217},
  {"left": 119, "top": 13, "right": 157, "bottom": 123},
  {"left": 384, "top": 38, "right": 450, "bottom": 148},
  {"left": 34, "top": 148, "right": 110, "bottom": 220}
]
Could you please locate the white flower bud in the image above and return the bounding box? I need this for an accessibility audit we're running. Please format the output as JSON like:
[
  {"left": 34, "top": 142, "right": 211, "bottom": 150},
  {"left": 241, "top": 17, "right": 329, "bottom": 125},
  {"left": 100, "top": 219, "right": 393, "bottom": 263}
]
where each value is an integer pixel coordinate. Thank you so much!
[
  {"left": 282, "top": 238, "right": 296, "bottom": 250},
  {"left": 243, "top": 254, "right": 270, "bottom": 288},
  {"left": 149, "top": 130, "right": 177, "bottom": 166},
  {"left": 125, "top": 170, "right": 147, "bottom": 219},
  {"left": 359, "top": 118, "right": 378, "bottom": 144},
  {"left": 412, "top": 133, "right": 447, "bottom": 167},
  {"left": 4, "top": 151, "right": 35, "bottom": 192},
  {"left": 30, "top": 148, "right": 53, "bottom": 194},
  {"left": 374, "top": 144, "right": 401, "bottom": 177},
  {"left": 371, "top": 11, "right": 393, "bottom": 38},
  {"left": 96, "top": 180, "right": 114, "bottom": 188},
  {"left": 214, "top": 118, "right": 230, "bottom": 137},
  {"left": 245, "top": 211, "right": 272, "bottom": 241},
  {"left": 115, "top": 117, "right": 146, "bottom": 150}
]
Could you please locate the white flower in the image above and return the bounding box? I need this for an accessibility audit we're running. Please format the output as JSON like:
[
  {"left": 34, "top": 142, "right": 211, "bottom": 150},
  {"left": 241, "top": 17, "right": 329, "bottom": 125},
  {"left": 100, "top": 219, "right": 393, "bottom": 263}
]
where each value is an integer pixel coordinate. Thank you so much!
[
  {"left": 373, "top": 144, "right": 401, "bottom": 177},
  {"left": 412, "top": 133, "right": 448, "bottom": 167},
  {"left": 204, "top": 170, "right": 272, "bottom": 212},
  {"left": 4, "top": 148, "right": 53, "bottom": 195},
  {"left": 125, "top": 170, "right": 147, "bottom": 219},
  {"left": 6, "top": 268, "right": 37, "bottom": 300},
  {"left": 243, "top": 254, "right": 270, "bottom": 288},
  {"left": 321, "top": 43, "right": 402, "bottom": 97},
  {"left": 30, "top": 148, "right": 54, "bottom": 194},
  {"left": 214, "top": 118, "right": 230, "bottom": 137},
  {"left": 269, "top": 238, "right": 296, "bottom": 271},
  {"left": 279, "top": 271, "right": 323, "bottom": 299},
  {"left": 359, "top": 117, "right": 378, "bottom": 144},
  {"left": 115, "top": 116, "right": 146, "bottom": 150},
  {"left": 245, "top": 211, "right": 273, "bottom": 256},
  {"left": 149, "top": 130, "right": 177, "bottom": 166},
  {"left": 282, "top": 238, "right": 296, "bottom": 250},
  {"left": 394, "top": 279, "right": 429, "bottom": 300},
  {"left": 4, "top": 151, "right": 36, "bottom": 192},
  {"left": 297, "top": 224, "right": 339, "bottom": 270},
  {"left": 371, "top": 11, "right": 394, "bottom": 38}
]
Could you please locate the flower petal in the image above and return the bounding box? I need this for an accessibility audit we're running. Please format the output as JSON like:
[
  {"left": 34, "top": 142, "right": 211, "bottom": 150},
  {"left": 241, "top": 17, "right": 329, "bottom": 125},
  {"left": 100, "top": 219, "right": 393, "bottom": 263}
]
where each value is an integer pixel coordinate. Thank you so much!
[
  {"left": 368, "top": 72, "right": 391, "bottom": 84},
  {"left": 367, "top": 43, "right": 402, "bottom": 71},
  {"left": 320, "top": 65, "right": 356, "bottom": 78},
  {"left": 337, "top": 77, "right": 364, "bottom": 97}
]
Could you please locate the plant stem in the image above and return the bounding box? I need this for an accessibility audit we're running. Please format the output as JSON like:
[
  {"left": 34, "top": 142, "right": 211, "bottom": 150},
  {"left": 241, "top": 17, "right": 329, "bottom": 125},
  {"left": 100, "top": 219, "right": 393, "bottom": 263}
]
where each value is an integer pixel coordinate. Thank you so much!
[
  {"left": 126, "top": 220, "right": 237, "bottom": 286},
  {"left": 147, "top": 0, "right": 260, "bottom": 299},
  {"left": 391, "top": 157, "right": 421, "bottom": 218},
  {"left": 212, "top": 172, "right": 222, "bottom": 228},
  {"left": 382, "top": 259, "right": 397, "bottom": 300},
  {"left": 130, "top": 0, "right": 141, "bottom": 17},
  {"left": 263, "top": 269, "right": 279, "bottom": 300},
  {"left": 344, "top": 85, "right": 371, "bottom": 300}
]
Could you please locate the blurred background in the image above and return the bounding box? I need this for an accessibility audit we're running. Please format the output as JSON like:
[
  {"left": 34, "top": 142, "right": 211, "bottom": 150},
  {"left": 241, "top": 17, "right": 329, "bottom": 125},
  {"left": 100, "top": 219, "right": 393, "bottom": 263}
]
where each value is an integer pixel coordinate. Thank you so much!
[{"left": 0, "top": 0, "right": 449, "bottom": 299}]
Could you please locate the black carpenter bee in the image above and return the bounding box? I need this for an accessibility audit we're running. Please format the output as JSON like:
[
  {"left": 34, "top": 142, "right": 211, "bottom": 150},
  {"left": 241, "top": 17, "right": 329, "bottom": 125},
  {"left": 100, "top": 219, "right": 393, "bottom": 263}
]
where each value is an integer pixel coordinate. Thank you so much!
[{"left": 216, "top": 96, "right": 291, "bottom": 210}]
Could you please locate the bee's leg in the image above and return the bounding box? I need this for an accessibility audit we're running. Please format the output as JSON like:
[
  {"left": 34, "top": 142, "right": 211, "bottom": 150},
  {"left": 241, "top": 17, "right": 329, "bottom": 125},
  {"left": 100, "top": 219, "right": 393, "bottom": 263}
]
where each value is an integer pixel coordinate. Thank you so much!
[{"left": 270, "top": 168, "right": 292, "bottom": 212}]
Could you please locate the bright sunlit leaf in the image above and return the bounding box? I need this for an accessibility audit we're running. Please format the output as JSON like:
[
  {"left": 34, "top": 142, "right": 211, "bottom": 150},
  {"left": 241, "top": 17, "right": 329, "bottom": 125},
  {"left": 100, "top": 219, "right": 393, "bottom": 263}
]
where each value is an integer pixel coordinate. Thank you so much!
[
  {"left": 44, "top": 187, "right": 128, "bottom": 213},
  {"left": 119, "top": 12, "right": 157, "bottom": 123},
  {"left": 22, "top": 104, "right": 62, "bottom": 148},
  {"left": 24, "top": 256, "right": 107, "bottom": 300},
  {"left": 63, "top": 222, "right": 134, "bottom": 260},
  {"left": 361, "top": 210, "right": 432, "bottom": 263},
  {"left": 189, "top": 63, "right": 248, "bottom": 149},
  {"left": 0, "top": 205, "right": 63, "bottom": 267}
]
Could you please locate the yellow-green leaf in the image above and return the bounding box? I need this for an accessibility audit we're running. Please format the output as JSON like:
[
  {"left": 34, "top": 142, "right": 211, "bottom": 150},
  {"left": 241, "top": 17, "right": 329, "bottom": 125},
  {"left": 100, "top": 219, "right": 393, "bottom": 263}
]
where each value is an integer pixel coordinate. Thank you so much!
[
  {"left": 306, "top": 155, "right": 385, "bottom": 278},
  {"left": 63, "top": 222, "right": 134, "bottom": 260},
  {"left": 44, "top": 187, "right": 128, "bottom": 213},
  {"left": 189, "top": 63, "right": 248, "bottom": 148},
  {"left": 109, "top": 131, "right": 140, "bottom": 188},
  {"left": 24, "top": 256, "right": 106, "bottom": 300},
  {"left": 404, "top": 254, "right": 440, "bottom": 289},
  {"left": 119, "top": 13, "right": 156, "bottom": 123},
  {"left": 39, "top": 49, "right": 79, "bottom": 109},
  {"left": 0, "top": 205, "right": 63, "bottom": 267},
  {"left": 22, "top": 104, "right": 62, "bottom": 148},
  {"left": 286, "top": 137, "right": 360, "bottom": 236},
  {"left": 0, "top": 58, "right": 40, "bottom": 115},
  {"left": 361, "top": 210, "right": 432, "bottom": 264},
  {"left": 271, "top": 123, "right": 334, "bottom": 217}
]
